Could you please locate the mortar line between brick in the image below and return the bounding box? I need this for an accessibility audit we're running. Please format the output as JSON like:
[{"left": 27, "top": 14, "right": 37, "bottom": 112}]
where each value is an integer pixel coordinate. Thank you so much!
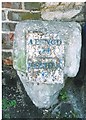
[
  {"left": 5, "top": 10, "right": 9, "bottom": 21},
  {"left": 2, "top": 8, "right": 40, "bottom": 13},
  {"left": 2, "top": 21, "right": 19, "bottom": 23},
  {"left": 2, "top": 49, "right": 13, "bottom": 53},
  {"left": 22, "top": 2, "right": 25, "bottom": 10},
  {"left": 2, "top": 31, "right": 15, "bottom": 34}
]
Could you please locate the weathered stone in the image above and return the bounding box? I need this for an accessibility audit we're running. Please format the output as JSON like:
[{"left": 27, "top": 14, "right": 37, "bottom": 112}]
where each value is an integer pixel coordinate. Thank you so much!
[
  {"left": 2, "top": 33, "right": 13, "bottom": 49},
  {"left": 41, "top": 2, "right": 84, "bottom": 21},
  {"left": 42, "top": 2, "right": 84, "bottom": 11},
  {"left": 41, "top": 9, "right": 82, "bottom": 21},
  {"left": 8, "top": 11, "right": 41, "bottom": 21},
  {"left": 8, "top": 11, "right": 21, "bottom": 21},
  {"left": 2, "top": 2, "right": 22, "bottom": 9},
  {"left": 2, "top": 52, "right": 13, "bottom": 66},
  {"left": 21, "top": 12, "right": 41, "bottom": 20},
  {"left": 24, "top": 2, "right": 41, "bottom": 10},
  {"left": 51, "top": 102, "right": 75, "bottom": 118},
  {"left": 13, "top": 20, "right": 81, "bottom": 108},
  {"left": 11, "top": 2, "right": 22, "bottom": 9},
  {"left": 75, "top": 2, "right": 84, "bottom": 6},
  {"left": 45, "top": 2, "right": 60, "bottom": 7},
  {"left": 17, "top": 71, "right": 63, "bottom": 108},
  {"left": 2, "top": 52, "right": 12, "bottom": 60},
  {"left": 72, "top": 13, "right": 85, "bottom": 22},
  {"left": 2, "top": 11, "right": 6, "bottom": 20},
  {"left": 2, "top": 23, "right": 10, "bottom": 31},
  {"left": 2, "top": 23, "right": 17, "bottom": 31},
  {"left": 64, "top": 23, "right": 81, "bottom": 77}
]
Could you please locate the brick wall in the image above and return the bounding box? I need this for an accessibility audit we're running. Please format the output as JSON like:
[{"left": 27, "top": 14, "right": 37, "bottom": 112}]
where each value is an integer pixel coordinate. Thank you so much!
[
  {"left": 2, "top": 2, "right": 43, "bottom": 66},
  {"left": 2, "top": 2, "right": 86, "bottom": 66}
]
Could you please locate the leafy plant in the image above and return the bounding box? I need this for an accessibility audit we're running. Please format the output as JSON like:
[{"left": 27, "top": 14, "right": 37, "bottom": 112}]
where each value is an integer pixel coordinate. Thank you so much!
[
  {"left": 2, "top": 98, "right": 16, "bottom": 110},
  {"left": 58, "top": 89, "right": 68, "bottom": 101}
]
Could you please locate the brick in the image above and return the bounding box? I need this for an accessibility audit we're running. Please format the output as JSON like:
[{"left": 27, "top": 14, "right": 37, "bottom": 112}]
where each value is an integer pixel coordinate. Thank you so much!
[
  {"left": 2, "top": 52, "right": 12, "bottom": 60},
  {"left": 2, "top": 2, "right": 22, "bottom": 9},
  {"left": 2, "top": 33, "right": 14, "bottom": 49},
  {"left": 24, "top": 2, "right": 41, "bottom": 10},
  {"left": 9, "top": 33, "right": 14, "bottom": 41},
  {"left": 2, "top": 23, "right": 10, "bottom": 31},
  {"left": 11, "top": 2, "right": 22, "bottom": 9},
  {"left": 8, "top": 11, "right": 41, "bottom": 21},
  {"left": 8, "top": 11, "right": 21, "bottom": 21},
  {"left": 2, "top": 2, "right": 11, "bottom": 8},
  {"left": 2, "top": 11, "right": 6, "bottom": 20},
  {"left": 2, "top": 23, "right": 17, "bottom": 31},
  {"left": 2, "top": 52, "right": 13, "bottom": 66},
  {"left": 21, "top": 12, "right": 41, "bottom": 20}
]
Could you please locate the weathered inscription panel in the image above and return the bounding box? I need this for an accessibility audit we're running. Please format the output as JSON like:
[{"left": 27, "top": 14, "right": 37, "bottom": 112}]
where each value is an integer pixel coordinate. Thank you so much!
[
  {"left": 13, "top": 20, "right": 81, "bottom": 85},
  {"left": 26, "top": 31, "right": 64, "bottom": 83}
]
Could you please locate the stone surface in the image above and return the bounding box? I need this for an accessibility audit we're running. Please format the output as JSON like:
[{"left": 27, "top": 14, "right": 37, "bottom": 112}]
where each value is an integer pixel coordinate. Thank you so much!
[
  {"left": 2, "top": 11, "right": 6, "bottom": 20},
  {"left": 72, "top": 13, "right": 85, "bottom": 22},
  {"left": 41, "top": 2, "right": 84, "bottom": 21},
  {"left": 24, "top": 2, "right": 42, "bottom": 10},
  {"left": 2, "top": 23, "right": 86, "bottom": 118},
  {"left": 2, "top": 33, "right": 13, "bottom": 49},
  {"left": 2, "top": 52, "right": 13, "bottom": 66},
  {"left": 8, "top": 11, "right": 21, "bottom": 21},
  {"left": 2, "top": 23, "right": 17, "bottom": 31},
  {"left": 43, "top": 2, "right": 84, "bottom": 10},
  {"left": 17, "top": 71, "right": 64, "bottom": 108},
  {"left": 41, "top": 10, "right": 82, "bottom": 21},
  {"left": 13, "top": 20, "right": 81, "bottom": 108},
  {"left": 2, "top": 65, "right": 85, "bottom": 118},
  {"left": 8, "top": 11, "right": 41, "bottom": 21},
  {"left": 2, "top": 52, "right": 12, "bottom": 60},
  {"left": 11, "top": 2, "right": 22, "bottom": 9},
  {"left": 64, "top": 23, "right": 81, "bottom": 77},
  {"left": 2, "top": 2, "right": 22, "bottom": 9}
]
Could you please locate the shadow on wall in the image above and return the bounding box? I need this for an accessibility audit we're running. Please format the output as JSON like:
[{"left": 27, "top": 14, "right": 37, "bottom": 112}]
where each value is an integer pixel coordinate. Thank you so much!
[
  {"left": 73, "top": 21, "right": 86, "bottom": 87},
  {"left": 73, "top": 2, "right": 86, "bottom": 86},
  {"left": 83, "top": 2, "right": 86, "bottom": 21}
]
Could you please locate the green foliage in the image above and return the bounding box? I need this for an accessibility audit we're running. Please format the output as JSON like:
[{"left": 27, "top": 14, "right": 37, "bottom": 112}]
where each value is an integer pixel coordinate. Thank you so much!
[
  {"left": 2, "top": 98, "right": 16, "bottom": 110},
  {"left": 58, "top": 89, "right": 68, "bottom": 101}
]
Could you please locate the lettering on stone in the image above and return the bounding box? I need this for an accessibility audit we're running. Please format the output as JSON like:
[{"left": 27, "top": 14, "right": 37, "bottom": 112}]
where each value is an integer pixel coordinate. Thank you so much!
[{"left": 26, "top": 31, "right": 64, "bottom": 83}]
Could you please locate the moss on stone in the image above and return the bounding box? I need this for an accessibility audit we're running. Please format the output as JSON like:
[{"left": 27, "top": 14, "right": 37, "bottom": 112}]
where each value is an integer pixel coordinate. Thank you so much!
[{"left": 21, "top": 12, "right": 41, "bottom": 20}]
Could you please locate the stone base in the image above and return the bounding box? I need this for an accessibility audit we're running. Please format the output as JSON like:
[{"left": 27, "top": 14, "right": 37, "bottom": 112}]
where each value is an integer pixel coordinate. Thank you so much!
[{"left": 17, "top": 71, "right": 64, "bottom": 108}]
